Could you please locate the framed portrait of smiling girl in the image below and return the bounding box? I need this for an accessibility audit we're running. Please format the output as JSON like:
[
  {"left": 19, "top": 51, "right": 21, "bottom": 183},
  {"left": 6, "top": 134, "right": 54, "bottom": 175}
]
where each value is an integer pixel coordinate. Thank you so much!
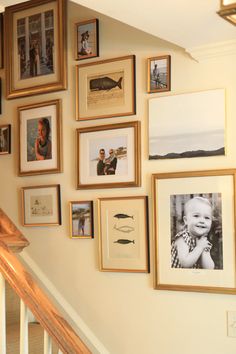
[
  {"left": 18, "top": 99, "right": 62, "bottom": 176},
  {"left": 153, "top": 169, "right": 236, "bottom": 295}
]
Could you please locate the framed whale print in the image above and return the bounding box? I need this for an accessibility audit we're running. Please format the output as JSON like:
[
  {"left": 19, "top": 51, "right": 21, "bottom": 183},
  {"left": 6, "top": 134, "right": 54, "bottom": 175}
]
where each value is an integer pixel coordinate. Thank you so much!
[
  {"left": 98, "top": 196, "right": 150, "bottom": 272},
  {"left": 76, "top": 121, "right": 141, "bottom": 189},
  {"left": 5, "top": 0, "right": 67, "bottom": 99},
  {"left": 76, "top": 55, "right": 136, "bottom": 121}
]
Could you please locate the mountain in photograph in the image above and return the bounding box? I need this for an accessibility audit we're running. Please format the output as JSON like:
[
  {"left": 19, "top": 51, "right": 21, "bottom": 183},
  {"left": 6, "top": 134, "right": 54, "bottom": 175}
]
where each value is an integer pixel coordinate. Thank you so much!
[{"left": 149, "top": 147, "right": 225, "bottom": 160}]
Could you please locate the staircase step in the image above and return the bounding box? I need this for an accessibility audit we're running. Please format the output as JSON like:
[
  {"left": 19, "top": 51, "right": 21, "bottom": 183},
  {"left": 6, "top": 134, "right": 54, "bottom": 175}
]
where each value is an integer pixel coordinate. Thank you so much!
[{"left": 7, "top": 322, "right": 59, "bottom": 354}]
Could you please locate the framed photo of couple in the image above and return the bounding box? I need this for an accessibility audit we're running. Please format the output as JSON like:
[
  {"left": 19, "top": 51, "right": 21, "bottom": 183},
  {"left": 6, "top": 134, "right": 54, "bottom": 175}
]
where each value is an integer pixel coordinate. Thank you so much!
[
  {"left": 4, "top": 0, "right": 67, "bottom": 99},
  {"left": 153, "top": 169, "right": 236, "bottom": 295},
  {"left": 76, "top": 121, "right": 141, "bottom": 189},
  {"left": 18, "top": 99, "right": 62, "bottom": 176}
]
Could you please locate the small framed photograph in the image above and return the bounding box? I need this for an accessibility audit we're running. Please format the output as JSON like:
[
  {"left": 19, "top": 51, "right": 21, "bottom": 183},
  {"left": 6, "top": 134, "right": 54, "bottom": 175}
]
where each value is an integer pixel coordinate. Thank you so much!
[
  {"left": 21, "top": 184, "right": 61, "bottom": 226},
  {"left": 69, "top": 201, "right": 94, "bottom": 239},
  {"left": 98, "top": 196, "right": 149, "bottom": 272},
  {"left": 153, "top": 169, "right": 236, "bottom": 294},
  {"left": 76, "top": 121, "right": 141, "bottom": 189},
  {"left": 18, "top": 99, "right": 62, "bottom": 176},
  {"left": 147, "top": 55, "right": 171, "bottom": 93},
  {"left": 0, "top": 13, "right": 3, "bottom": 69},
  {"left": 76, "top": 55, "right": 136, "bottom": 121},
  {"left": 75, "top": 18, "right": 99, "bottom": 61},
  {"left": 0, "top": 124, "right": 11, "bottom": 155},
  {"left": 5, "top": 0, "right": 67, "bottom": 99}
]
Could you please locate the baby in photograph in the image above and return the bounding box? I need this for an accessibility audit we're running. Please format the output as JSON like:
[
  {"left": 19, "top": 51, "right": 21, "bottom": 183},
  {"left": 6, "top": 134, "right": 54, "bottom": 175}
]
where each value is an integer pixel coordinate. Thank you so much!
[{"left": 171, "top": 196, "right": 215, "bottom": 269}]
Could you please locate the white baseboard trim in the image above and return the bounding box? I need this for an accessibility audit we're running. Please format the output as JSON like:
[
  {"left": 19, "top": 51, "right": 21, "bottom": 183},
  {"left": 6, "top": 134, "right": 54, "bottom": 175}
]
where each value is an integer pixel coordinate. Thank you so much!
[
  {"left": 19, "top": 251, "right": 109, "bottom": 354},
  {"left": 186, "top": 39, "right": 236, "bottom": 62}
]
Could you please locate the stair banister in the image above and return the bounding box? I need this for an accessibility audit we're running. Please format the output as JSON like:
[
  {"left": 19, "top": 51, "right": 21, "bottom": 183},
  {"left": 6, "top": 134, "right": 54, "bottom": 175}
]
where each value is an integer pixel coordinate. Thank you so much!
[{"left": 0, "top": 208, "right": 91, "bottom": 354}]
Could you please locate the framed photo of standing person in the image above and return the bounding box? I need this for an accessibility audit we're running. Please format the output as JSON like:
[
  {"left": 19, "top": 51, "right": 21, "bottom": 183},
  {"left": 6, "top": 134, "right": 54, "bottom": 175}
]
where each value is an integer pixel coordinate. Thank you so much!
[
  {"left": 152, "top": 169, "right": 236, "bottom": 295},
  {"left": 18, "top": 99, "right": 62, "bottom": 176},
  {"left": 4, "top": 0, "right": 67, "bottom": 99},
  {"left": 69, "top": 201, "right": 94, "bottom": 239},
  {"left": 0, "top": 124, "right": 11, "bottom": 155},
  {"left": 147, "top": 55, "right": 171, "bottom": 93},
  {"left": 75, "top": 18, "right": 99, "bottom": 61},
  {"left": 76, "top": 121, "right": 141, "bottom": 189},
  {"left": 76, "top": 55, "right": 136, "bottom": 121}
]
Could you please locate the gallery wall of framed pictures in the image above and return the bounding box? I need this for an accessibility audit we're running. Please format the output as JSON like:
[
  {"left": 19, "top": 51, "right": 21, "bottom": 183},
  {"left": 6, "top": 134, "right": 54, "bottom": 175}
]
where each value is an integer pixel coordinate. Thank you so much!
[{"left": 0, "top": 0, "right": 235, "bottom": 296}]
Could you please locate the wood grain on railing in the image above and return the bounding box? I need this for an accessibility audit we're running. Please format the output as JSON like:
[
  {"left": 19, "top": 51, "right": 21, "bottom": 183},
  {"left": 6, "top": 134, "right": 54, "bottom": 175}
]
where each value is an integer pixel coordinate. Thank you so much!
[
  {"left": 0, "top": 209, "right": 29, "bottom": 252},
  {"left": 0, "top": 240, "right": 91, "bottom": 354}
]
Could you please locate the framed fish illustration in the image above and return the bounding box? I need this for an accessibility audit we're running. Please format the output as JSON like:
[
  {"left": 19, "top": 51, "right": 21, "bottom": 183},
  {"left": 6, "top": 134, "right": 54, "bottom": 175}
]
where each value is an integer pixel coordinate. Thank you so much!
[
  {"left": 98, "top": 196, "right": 149, "bottom": 272},
  {"left": 76, "top": 55, "right": 136, "bottom": 121}
]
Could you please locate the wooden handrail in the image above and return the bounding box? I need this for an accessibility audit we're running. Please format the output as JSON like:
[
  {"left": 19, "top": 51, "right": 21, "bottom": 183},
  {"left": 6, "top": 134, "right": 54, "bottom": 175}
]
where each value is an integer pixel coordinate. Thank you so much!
[
  {"left": 0, "top": 240, "right": 91, "bottom": 354},
  {"left": 0, "top": 208, "right": 29, "bottom": 252},
  {"left": 0, "top": 208, "right": 91, "bottom": 353}
]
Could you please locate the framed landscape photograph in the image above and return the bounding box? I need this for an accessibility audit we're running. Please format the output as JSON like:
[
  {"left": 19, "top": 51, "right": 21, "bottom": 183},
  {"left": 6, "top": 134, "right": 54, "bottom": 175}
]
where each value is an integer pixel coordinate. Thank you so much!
[
  {"left": 147, "top": 55, "right": 170, "bottom": 93},
  {"left": 21, "top": 184, "right": 61, "bottom": 226},
  {"left": 76, "top": 55, "right": 136, "bottom": 120},
  {"left": 149, "top": 88, "right": 225, "bottom": 160},
  {"left": 76, "top": 121, "right": 141, "bottom": 189},
  {"left": 98, "top": 196, "right": 149, "bottom": 272},
  {"left": 75, "top": 18, "right": 99, "bottom": 61},
  {"left": 18, "top": 99, "right": 62, "bottom": 176},
  {"left": 0, "top": 124, "right": 11, "bottom": 155},
  {"left": 5, "top": 0, "right": 67, "bottom": 99},
  {"left": 69, "top": 201, "right": 94, "bottom": 239},
  {"left": 153, "top": 169, "right": 236, "bottom": 294}
]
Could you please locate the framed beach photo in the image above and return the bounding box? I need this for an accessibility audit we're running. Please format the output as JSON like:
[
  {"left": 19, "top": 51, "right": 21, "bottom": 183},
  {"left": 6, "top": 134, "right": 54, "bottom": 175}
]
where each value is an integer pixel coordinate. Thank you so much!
[
  {"left": 0, "top": 13, "right": 3, "bottom": 69},
  {"left": 4, "top": 0, "right": 67, "bottom": 99},
  {"left": 21, "top": 184, "right": 61, "bottom": 226},
  {"left": 147, "top": 55, "right": 170, "bottom": 93},
  {"left": 76, "top": 121, "right": 141, "bottom": 189},
  {"left": 75, "top": 18, "right": 99, "bottom": 61},
  {"left": 18, "top": 99, "right": 62, "bottom": 176},
  {"left": 0, "top": 124, "right": 11, "bottom": 155},
  {"left": 149, "top": 88, "right": 225, "bottom": 160},
  {"left": 69, "top": 201, "right": 94, "bottom": 239},
  {"left": 76, "top": 55, "right": 136, "bottom": 121},
  {"left": 98, "top": 196, "right": 149, "bottom": 272},
  {"left": 152, "top": 169, "right": 236, "bottom": 294}
]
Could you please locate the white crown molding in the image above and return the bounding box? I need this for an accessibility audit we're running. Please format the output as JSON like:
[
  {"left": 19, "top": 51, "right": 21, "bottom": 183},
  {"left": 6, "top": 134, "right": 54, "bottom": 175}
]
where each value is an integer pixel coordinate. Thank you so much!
[
  {"left": 20, "top": 252, "right": 110, "bottom": 354},
  {"left": 186, "top": 39, "right": 236, "bottom": 62}
]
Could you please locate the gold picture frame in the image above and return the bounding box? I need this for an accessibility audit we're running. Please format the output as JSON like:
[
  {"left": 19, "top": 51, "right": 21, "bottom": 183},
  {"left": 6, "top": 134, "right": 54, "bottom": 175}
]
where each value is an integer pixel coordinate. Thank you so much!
[
  {"left": 0, "top": 124, "right": 11, "bottom": 155},
  {"left": 75, "top": 18, "right": 99, "bottom": 61},
  {"left": 69, "top": 201, "right": 94, "bottom": 239},
  {"left": 153, "top": 169, "right": 236, "bottom": 294},
  {"left": 147, "top": 55, "right": 171, "bottom": 93},
  {"left": 21, "top": 184, "right": 61, "bottom": 226},
  {"left": 98, "top": 196, "right": 149, "bottom": 272},
  {"left": 76, "top": 55, "right": 136, "bottom": 121},
  {"left": 76, "top": 121, "right": 141, "bottom": 189},
  {"left": 5, "top": 0, "right": 67, "bottom": 99},
  {"left": 0, "top": 13, "right": 3, "bottom": 69},
  {"left": 18, "top": 99, "right": 62, "bottom": 176}
]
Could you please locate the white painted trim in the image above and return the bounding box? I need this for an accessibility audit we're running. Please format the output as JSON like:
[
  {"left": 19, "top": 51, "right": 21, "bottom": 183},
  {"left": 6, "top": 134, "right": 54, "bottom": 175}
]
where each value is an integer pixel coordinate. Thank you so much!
[
  {"left": 0, "top": 273, "right": 6, "bottom": 354},
  {"left": 19, "top": 252, "right": 110, "bottom": 354},
  {"left": 186, "top": 39, "right": 236, "bottom": 62}
]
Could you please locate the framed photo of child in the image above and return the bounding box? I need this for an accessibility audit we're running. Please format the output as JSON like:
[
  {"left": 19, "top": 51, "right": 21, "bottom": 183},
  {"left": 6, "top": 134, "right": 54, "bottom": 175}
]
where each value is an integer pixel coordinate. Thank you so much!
[
  {"left": 69, "top": 201, "right": 94, "bottom": 239},
  {"left": 152, "top": 169, "right": 236, "bottom": 295},
  {"left": 75, "top": 18, "right": 99, "bottom": 61},
  {"left": 18, "top": 99, "right": 62, "bottom": 176},
  {"left": 4, "top": 0, "right": 67, "bottom": 99},
  {"left": 147, "top": 55, "right": 171, "bottom": 93}
]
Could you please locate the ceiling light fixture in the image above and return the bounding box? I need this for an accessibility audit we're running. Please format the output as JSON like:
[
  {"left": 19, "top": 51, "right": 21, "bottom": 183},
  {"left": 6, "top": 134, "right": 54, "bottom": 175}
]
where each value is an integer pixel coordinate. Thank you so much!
[{"left": 217, "top": 0, "right": 236, "bottom": 25}]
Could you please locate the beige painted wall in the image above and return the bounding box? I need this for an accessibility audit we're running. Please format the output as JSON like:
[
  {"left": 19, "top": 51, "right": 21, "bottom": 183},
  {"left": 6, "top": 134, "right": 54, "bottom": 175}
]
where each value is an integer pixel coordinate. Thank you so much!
[{"left": 1, "top": 2, "right": 236, "bottom": 353}]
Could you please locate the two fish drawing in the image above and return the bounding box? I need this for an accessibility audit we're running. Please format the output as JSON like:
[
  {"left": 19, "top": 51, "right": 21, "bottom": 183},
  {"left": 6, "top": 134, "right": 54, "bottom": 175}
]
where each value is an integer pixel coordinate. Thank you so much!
[{"left": 113, "top": 213, "right": 135, "bottom": 245}]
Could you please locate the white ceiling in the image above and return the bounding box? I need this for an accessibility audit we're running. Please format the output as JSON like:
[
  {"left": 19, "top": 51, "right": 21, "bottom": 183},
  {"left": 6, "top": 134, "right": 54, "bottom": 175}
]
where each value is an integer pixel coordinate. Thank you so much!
[{"left": 1, "top": 0, "right": 235, "bottom": 51}]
